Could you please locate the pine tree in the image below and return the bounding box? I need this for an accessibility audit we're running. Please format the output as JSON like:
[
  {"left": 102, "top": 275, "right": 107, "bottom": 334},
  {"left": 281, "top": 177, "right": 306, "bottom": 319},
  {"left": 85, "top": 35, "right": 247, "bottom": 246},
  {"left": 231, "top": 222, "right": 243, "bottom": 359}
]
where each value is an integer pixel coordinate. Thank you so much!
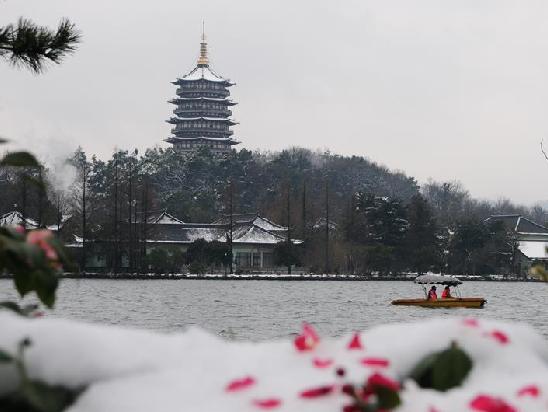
[{"left": 0, "top": 17, "right": 80, "bottom": 73}]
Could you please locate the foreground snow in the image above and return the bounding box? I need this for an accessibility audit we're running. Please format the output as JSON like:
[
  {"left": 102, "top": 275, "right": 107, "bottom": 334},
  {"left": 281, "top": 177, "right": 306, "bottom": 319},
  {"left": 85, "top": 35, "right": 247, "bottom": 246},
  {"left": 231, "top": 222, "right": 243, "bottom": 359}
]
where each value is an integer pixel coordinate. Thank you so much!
[{"left": 0, "top": 313, "right": 547, "bottom": 411}]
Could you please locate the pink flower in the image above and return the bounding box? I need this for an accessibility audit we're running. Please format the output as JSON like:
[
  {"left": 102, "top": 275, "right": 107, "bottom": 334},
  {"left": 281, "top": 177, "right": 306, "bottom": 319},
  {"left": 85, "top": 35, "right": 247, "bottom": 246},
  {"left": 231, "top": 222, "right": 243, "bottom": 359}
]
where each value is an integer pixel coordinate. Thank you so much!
[
  {"left": 469, "top": 394, "right": 516, "bottom": 412},
  {"left": 517, "top": 384, "right": 540, "bottom": 398},
  {"left": 294, "top": 322, "right": 319, "bottom": 352},
  {"left": 26, "top": 229, "right": 59, "bottom": 264},
  {"left": 27, "top": 229, "right": 53, "bottom": 244},
  {"left": 252, "top": 398, "right": 282, "bottom": 409},
  {"left": 462, "top": 318, "right": 480, "bottom": 328},
  {"left": 366, "top": 372, "right": 400, "bottom": 392},
  {"left": 299, "top": 385, "right": 335, "bottom": 399},
  {"left": 312, "top": 357, "right": 333, "bottom": 368},
  {"left": 360, "top": 357, "right": 390, "bottom": 368},
  {"left": 15, "top": 225, "right": 26, "bottom": 234},
  {"left": 225, "top": 376, "right": 256, "bottom": 392},
  {"left": 489, "top": 330, "right": 510, "bottom": 345},
  {"left": 347, "top": 332, "right": 364, "bottom": 350}
]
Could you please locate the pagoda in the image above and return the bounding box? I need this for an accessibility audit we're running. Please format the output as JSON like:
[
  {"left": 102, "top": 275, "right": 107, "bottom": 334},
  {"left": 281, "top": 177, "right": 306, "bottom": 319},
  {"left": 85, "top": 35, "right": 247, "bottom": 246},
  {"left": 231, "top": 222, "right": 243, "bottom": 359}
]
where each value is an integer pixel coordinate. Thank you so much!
[{"left": 166, "top": 28, "right": 239, "bottom": 153}]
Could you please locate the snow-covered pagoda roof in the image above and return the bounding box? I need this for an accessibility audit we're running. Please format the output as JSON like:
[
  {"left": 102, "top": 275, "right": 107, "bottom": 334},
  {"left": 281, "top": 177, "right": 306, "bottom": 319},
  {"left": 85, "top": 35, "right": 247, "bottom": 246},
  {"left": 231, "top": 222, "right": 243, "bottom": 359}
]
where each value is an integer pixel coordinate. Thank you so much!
[
  {"left": 169, "top": 97, "right": 236, "bottom": 105},
  {"left": 167, "top": 117, "right": 237, "bottom": 125},
  {"left": 173, "top": 66, "right": 233, "bottom": 85},
  {"left": 165, "top": 137, "right": 240, "bottom": 145}
]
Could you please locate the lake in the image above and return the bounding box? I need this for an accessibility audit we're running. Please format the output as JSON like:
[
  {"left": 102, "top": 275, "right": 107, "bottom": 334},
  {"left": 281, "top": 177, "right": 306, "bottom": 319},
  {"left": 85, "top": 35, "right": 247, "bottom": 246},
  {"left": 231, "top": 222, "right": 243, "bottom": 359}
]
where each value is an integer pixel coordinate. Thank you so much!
[{"left": 0, "top": 279, "right": 546, "bottom": 340}]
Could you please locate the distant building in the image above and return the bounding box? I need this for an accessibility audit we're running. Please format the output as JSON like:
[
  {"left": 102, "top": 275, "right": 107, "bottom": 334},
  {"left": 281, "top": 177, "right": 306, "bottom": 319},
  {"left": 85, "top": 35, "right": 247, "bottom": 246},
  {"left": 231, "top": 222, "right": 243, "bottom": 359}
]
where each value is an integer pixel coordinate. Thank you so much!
[
  {"left": 485, "top": 214, "right": 548, "bottom": 275},
  {"left": 165, "top": 28, "right": 239, "bottom": 153},
  {"left": 0, "top": 211, "right": 70, "bottom": 232},
  {"left": 68, "top": 212, "right": 301, "bottom": 273}
]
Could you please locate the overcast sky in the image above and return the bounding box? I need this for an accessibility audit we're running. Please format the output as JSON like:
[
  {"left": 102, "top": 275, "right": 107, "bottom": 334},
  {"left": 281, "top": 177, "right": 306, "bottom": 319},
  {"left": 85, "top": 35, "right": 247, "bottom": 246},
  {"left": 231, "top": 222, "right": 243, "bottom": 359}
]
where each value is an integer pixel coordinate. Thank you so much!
[{"left": 2, "top": 0, "right": 548, "bottom": 205}]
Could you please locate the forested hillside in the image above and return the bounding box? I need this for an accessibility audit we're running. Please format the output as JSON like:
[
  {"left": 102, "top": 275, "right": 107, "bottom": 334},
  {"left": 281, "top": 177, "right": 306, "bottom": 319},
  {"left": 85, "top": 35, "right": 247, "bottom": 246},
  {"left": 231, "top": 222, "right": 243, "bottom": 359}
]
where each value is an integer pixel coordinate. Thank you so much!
[{"left": 0, "top": 146, "right": 545, "bottom": 274}]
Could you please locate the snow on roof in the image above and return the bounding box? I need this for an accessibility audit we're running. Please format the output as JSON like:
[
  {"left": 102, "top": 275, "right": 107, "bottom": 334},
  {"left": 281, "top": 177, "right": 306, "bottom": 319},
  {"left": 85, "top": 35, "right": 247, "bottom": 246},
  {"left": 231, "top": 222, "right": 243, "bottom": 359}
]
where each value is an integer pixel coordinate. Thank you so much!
[
  {"left": 232, "top": 225, "right": 286, "bottom": 244},
  {"left": 169, "top": 97, "right": 236, "bottom": 104},
  {"left": 0, "top": 211, "right": 38, "bottom": 228},
  {"left": 185, "top": 227, "right": 224, "bottom": 242},
  {"left": 151, "top": 212, "right": 185, "bottom": 225},
  {"left": 176, "top": 66, "right": 232, "bottom": 83},
  {"left": 486, "top": 215, "right": 548, "bottom": 234},
  {"left": 519, "top": 240, "right": 548, "bottom": 259},
  {"left": 169, "top": 116, "right": 236, "bottom": 122},
  {"left": 252, "top": 216, "right": 287, "bottom": 232}
]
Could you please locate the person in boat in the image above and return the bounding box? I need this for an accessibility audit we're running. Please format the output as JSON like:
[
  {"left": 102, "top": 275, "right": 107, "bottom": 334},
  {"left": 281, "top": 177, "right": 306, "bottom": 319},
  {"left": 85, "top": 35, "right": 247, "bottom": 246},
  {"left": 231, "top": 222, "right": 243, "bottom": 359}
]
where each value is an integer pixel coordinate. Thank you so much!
[
  {"left": 427, "top": 286, "right": 437, "bottom": 300},
  {"left": 441, "top": 286, "right": 452, "bottom": 299}
]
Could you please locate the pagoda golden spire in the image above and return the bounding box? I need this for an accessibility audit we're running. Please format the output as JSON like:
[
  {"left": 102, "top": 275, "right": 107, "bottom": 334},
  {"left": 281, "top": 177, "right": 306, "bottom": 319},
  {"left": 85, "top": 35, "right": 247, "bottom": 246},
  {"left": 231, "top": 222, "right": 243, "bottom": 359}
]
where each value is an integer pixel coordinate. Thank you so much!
[{"left": 197, "top": 21, "right": 209, "bottom": 67}]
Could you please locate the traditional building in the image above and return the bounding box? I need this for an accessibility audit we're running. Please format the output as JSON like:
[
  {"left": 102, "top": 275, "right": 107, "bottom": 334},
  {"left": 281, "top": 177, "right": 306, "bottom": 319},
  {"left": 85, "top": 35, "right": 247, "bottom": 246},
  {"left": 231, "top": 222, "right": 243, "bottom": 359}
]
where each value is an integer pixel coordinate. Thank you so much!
[
  {"left": 166, "top": 28, "right": 239, "bottom": 153},
  {"left": 485, "top": 214, "right": 548, "bottom": 276}
]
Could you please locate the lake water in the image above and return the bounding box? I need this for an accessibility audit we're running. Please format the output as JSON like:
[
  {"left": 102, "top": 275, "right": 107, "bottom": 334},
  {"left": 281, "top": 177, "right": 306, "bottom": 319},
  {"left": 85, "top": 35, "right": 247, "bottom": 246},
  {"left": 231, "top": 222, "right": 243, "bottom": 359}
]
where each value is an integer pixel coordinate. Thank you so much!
[{"left": 0, "top": 279, "right": 546, "bottom": 340}]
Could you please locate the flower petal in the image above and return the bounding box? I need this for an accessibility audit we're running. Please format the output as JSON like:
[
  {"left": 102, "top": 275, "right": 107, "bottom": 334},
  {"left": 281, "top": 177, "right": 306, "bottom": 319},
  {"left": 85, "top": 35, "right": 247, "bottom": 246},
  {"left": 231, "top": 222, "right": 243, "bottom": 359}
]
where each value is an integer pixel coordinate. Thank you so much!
[
  {"left": 226, "top": 376, "right": 256, "bottom": 392},
  {"left": 347, "top": 332, "right": 363, "bottom": 350},
  {"left": 517, "top": 384, "right": 540, "bottom": 398},
  {"left": 366, "top": 372, "right": 400, "bottom": 392},
  {"left": 360, "top": 357, "right": 390, "bottom": 368},
  {"left": 253, "top": 398, "right": 282, "bottom": 409},
  {"left": 489, "top": 330, "right": 510, "bottom": 345},
  {"left": 294, "top": 322, "right": 320, "bottom": 351},
  {"left": 469, "top": 394, "right": 516, "bottom": 412},
  {"left": 299, "top": 385, "right": 335, "bottom": 399},
  {"left": 312, "top": 358, "right": 333, "bottom": 368},
  {"left": 462, "top": 318, "right": 480, "bottom": 328}
]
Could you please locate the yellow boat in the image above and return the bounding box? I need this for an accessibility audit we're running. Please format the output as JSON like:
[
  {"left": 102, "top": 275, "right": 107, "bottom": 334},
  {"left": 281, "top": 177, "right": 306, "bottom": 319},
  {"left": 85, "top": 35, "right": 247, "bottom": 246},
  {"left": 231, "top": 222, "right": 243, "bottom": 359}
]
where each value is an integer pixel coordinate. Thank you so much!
[
  {"left": 391, "top": 274, "right": 487, "bottom": 309},
  {"left": 391, "top": 297, "right": 486, "bottom": 308}
]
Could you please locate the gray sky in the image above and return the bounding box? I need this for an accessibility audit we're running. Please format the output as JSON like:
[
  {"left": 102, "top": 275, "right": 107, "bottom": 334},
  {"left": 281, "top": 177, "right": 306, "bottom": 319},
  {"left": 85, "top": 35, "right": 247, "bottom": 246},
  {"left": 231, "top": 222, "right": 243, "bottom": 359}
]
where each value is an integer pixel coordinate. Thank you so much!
[{"left": 2, "top": 0, "right": 548, "bottom": 205}]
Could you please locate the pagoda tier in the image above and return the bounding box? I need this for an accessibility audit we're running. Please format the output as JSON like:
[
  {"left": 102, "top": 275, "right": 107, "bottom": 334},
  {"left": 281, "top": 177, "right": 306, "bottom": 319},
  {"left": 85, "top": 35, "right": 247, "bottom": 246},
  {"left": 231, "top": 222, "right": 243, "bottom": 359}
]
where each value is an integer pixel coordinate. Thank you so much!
[{"left": 165, "top": 29, "right": 239, "bottom": 154}]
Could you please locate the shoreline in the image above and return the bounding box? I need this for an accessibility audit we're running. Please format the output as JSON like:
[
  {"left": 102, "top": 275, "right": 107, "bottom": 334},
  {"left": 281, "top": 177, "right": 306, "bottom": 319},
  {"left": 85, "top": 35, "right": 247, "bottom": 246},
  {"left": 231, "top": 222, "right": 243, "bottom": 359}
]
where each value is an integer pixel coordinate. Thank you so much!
[{"left": 0, "top": 273, "right": 540, "bottom": 282}]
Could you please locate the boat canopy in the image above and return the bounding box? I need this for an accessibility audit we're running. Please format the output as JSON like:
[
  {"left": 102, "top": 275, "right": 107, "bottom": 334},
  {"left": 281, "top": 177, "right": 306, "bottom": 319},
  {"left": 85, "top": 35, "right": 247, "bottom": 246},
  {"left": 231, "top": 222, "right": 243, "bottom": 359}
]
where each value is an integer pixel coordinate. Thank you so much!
[{"left": 414, "top": 274, "right": 462, "bottom": 286}]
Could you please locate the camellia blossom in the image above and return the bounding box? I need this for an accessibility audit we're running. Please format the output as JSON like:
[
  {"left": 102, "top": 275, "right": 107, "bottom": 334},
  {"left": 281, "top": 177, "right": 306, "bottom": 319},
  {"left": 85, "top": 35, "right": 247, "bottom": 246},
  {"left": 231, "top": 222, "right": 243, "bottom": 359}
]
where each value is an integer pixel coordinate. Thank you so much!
[
  {"left": 347, "top": 332, "right": 364, "bottom": 350},
  {"left": 26, "top": 229, "right": 59, "bottom": 265},
  {"left": 294, "top": 322, "right": 319, "bottom": 352},
  {"left": 366, "top": 372, "right": 400, "bottom": 392},
  {"left": 252, "top": 398, "right": 282, "bottom": 409},
  {"left": 299, "top": 385, "right": 336, "bottom": 399},
  {"left": 517, "top": 384, "right": 540, "bottom": 398},
  {"left": 469, "top": 394, "right": 516, "bottom": 412},
  {"left": 225, "top": 376, "right": 256, "bottom": 392},
  {"left": 312, "top": 358, "right": 333, "bottom": 368},
  {"left": 360, "top": 357, "right": 390, "bottom": 368}
]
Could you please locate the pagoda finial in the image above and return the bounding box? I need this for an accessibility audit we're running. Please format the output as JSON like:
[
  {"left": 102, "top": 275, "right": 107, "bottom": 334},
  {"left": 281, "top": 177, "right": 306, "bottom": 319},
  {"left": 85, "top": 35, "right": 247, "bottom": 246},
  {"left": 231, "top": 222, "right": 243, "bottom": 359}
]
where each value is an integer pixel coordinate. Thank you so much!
[{"left": 197, "top": 21, "right": 209, "bottom": 67}]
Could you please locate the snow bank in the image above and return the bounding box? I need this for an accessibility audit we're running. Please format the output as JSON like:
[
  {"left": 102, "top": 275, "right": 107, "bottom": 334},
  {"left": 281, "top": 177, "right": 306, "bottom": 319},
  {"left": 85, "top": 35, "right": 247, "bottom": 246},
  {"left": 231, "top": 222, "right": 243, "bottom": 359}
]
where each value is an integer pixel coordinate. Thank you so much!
[{"left": 0, "top": 313, "right": 547, "bottom": 411}]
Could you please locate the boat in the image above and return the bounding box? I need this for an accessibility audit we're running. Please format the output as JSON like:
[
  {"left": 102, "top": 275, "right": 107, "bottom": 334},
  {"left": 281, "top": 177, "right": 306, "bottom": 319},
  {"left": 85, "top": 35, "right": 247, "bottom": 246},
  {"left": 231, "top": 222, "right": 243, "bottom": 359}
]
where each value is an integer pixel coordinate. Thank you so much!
[{"left": 391, "top": 274, "right": 487, "bottom": 308}]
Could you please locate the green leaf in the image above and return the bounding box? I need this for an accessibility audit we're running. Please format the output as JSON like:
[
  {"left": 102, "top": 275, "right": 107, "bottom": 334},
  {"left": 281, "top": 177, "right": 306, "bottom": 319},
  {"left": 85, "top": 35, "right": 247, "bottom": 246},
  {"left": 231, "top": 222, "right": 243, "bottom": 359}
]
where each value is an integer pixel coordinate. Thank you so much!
[
  {"left": 0, "top": 349, "right": 13, "bottom": 363},
  {"left": 408, "top": 341, "right": 472, "bottom": 392},
  {"left": 431, "top": 342, "right": 472, "bottom": 391},
  {"left": 0, "top": 152, "right": 40, "bottom": 167},
  {"left": 0, "top": 301, "right": 23, "bottom": 315},
  {"left": 375, "top": 386, "right": 401, "bottom": 410},
  {"left": 13, "top": 272, "right": 34, "bottom": 298},
  {"left": 20, "top": 380, "right": 82, "bottom": 412},
  {"left": 33, "top": 271, "right": 58, "bottom": 308}
]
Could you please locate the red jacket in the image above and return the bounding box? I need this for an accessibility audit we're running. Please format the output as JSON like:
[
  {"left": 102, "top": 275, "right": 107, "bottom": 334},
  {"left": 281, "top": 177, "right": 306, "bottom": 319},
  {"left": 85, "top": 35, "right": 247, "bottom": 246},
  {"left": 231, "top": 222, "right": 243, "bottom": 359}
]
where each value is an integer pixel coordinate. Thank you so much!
[{"left": 428, "top": 290, "right": 437, "bottom": 300}]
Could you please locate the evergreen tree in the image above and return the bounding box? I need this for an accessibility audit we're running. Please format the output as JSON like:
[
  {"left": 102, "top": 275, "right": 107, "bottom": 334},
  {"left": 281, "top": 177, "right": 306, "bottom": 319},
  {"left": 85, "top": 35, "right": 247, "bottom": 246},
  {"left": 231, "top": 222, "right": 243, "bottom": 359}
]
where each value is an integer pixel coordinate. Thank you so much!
[
  {"left": 405, "top": 194, "right": 441, "bottom": 274},
  {"left": 0, "top": 17, "right": 80, "bottom": 73}
]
